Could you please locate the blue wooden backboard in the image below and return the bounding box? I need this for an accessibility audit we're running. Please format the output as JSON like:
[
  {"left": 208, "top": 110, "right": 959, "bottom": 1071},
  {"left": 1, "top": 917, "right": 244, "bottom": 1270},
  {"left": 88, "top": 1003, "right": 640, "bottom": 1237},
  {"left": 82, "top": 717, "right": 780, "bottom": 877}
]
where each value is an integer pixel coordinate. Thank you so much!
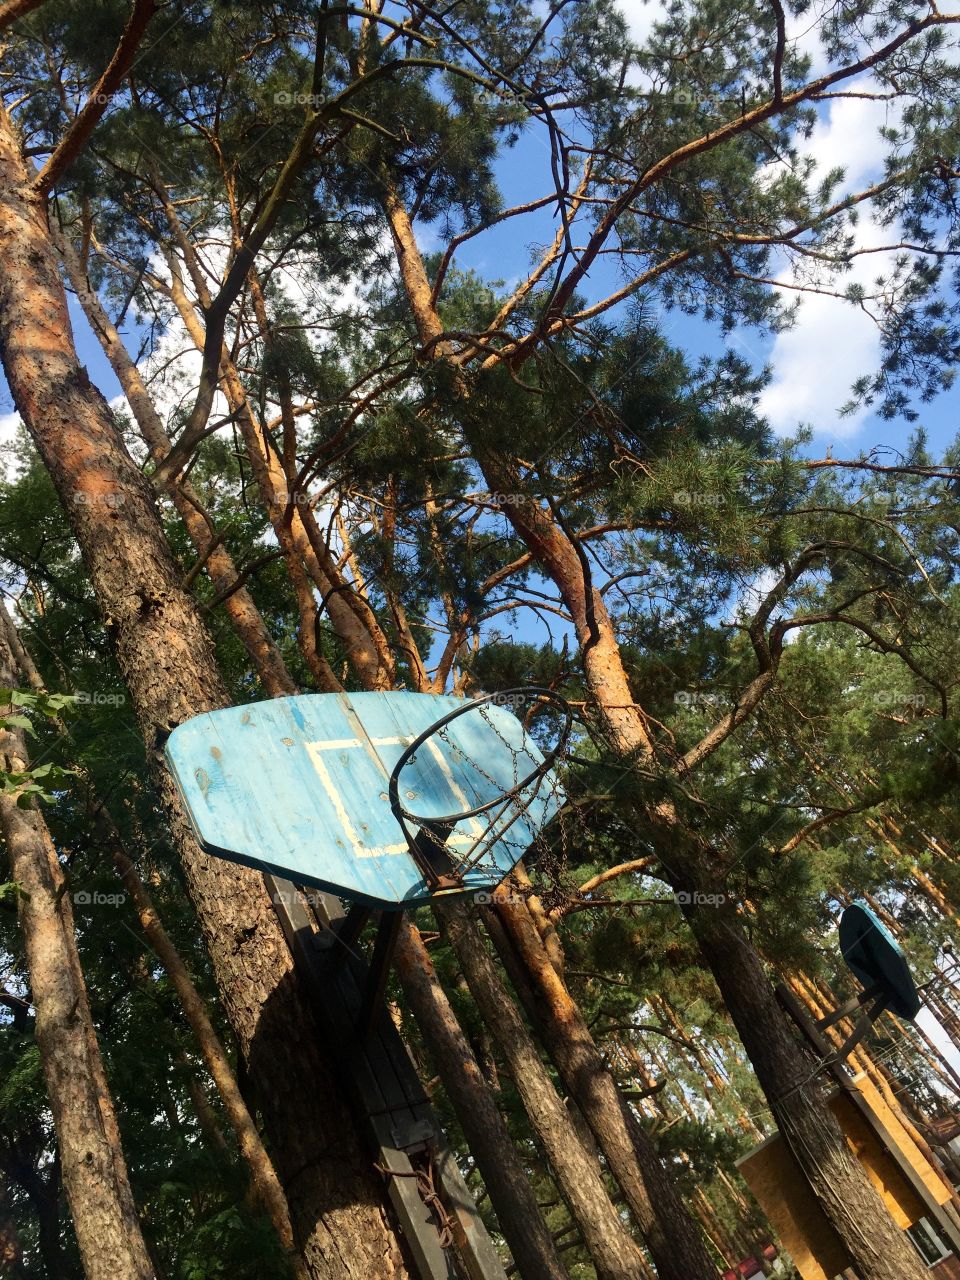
[{"left": 164, "top": 692, "right": 561, "bottom": 909}]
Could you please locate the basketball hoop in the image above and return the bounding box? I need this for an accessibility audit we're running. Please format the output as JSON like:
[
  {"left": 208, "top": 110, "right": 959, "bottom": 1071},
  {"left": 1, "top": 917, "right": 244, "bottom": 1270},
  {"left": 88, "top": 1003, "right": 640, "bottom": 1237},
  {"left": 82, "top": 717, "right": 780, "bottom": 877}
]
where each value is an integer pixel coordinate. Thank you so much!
[
  {"left": 388, "top": 687, "right": 572, "bottom": 890},
  {"left": 166, "top": 687, "right": 572, "bottom": 1034}
]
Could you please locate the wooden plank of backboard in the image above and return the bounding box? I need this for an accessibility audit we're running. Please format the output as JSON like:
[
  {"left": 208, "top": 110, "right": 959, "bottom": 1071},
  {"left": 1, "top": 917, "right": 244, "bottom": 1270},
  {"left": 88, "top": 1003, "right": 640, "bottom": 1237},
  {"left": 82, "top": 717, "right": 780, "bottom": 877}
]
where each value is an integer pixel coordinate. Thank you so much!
[{"left": 293, "top": 883, "right": 509, "bottom": 1279}]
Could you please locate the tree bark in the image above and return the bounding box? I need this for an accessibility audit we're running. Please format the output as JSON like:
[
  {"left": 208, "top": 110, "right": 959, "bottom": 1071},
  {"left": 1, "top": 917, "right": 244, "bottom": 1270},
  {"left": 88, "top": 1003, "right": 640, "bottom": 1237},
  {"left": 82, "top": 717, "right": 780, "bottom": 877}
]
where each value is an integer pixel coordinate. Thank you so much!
[
  {"left": 392, "top": 920, "right": 571, "bottom": 1280},
  {"left": 688, "top": 900, "right": 928, "bottom": 1280},
  {"left": 0, "top": 637, "right": 154, "bottom": 1279},
  {"left": 52, "top": 224, "right": 296, "bottom": 700},
  {"left": 377, "top": 160, "right": 931, "bottom": 1280},
  {"left": 0, "top": 105, "right": 408, "bottom": 1280},
  {"left": 487, "top": 900, "right": 719, "bottom": 1280},
  {"left": 3, "top": 603, "right": 306, "bottom": 1279},
  {"left": 441, "top": 903, "right": 650, "bottom": 1280},
  {"left": 379, "top": 174, "right": 725, "bottom": 1276}
]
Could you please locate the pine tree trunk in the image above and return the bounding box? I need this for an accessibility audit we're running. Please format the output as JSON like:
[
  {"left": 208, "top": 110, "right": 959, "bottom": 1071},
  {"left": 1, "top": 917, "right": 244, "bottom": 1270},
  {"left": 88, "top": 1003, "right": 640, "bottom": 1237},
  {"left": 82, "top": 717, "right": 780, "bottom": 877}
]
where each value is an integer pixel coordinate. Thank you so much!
[
  {"left": 379, "top": 174, "right": 724, "bottom": 1276},
  {"left": 156, "top": 225, "right": 392, "bottom": 692},
  {"left": 2, "top": 607, "right": 303, "bottom": 1274},
  {"left": 0, "top": 106, "right": 407, "bottom": 1280},
  {"left": 444, "top": 358, "right": 933, "bottom": 1279},
  {"left": 440, "top": 903, "right": 650, "bottom": 1280},
  {"left": 52, "top": 227, "right": 296, "bottom": 701},
  {"left": 0, "top": 640, "right": 154, "bottom": 1279},
  {"left": 392, "top": 921, "right": 571, "bottom": 1280},
  {"left": 472, "top": 458, "right": 931, "bottom": 1277},
  {"left": 687, "top": 900, "right": 928, "bottom": 1280},
  {"left": 486, "top": 901, "right": 719, "bottom": 1280},
  {"left": 56, "top": 210, "right": 548, "bottom": 1280}
]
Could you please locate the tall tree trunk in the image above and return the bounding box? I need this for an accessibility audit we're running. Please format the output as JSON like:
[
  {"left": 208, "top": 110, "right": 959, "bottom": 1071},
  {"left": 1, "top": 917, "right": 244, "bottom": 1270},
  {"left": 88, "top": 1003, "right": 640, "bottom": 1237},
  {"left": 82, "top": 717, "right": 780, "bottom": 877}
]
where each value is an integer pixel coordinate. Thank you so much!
[
  {"left": 392, "top": 920, "right": 571, "bottom": 1280},
  {"left": 380, "top": 173, "right": 726, "bottom": 1277},
  {"left": 151, "top": 194, "right": 393, "bottom": 692},
  {"left": 52, "top": 226, "right": 296, "bottom": 701},
  {"left": 687, "top": 898, "right": 927, "bottom": 1280},
  {"left": 58, "top": 215, "right": 557, "bottom": 1280},
  {"left": 0, "top": 636, "right": 154, "bottom": 1279},
  {"left": 0, "top": 105, "right": 408, "bottom": 1280},
  {"left": 440, "top": 903, "right": 650, "bottom": 1280},
  {"left": 486, "top": 900, "right": 719, "bottom": 1280},
  {"left": 379, "top": 168, "right": 931, "bottom": 1277}
]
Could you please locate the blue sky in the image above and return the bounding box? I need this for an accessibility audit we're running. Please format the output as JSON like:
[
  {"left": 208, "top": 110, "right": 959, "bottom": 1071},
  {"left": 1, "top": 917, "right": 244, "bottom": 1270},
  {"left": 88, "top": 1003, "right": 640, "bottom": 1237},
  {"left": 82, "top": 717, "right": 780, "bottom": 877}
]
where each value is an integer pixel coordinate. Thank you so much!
[{"left": 2, "top": 0, "right": 957, "bottom": 466}]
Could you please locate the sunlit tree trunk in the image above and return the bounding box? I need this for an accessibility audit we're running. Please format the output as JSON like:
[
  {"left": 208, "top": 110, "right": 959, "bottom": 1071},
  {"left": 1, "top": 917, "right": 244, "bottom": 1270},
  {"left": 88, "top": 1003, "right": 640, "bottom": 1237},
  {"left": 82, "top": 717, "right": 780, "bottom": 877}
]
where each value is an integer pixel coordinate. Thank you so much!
[
  {"left": 380, "top": 174, "right": 723, "bottom": 1279},
  {"left": 393, "top": 922, "right": 571, "bottom": 1280},
  {"left": 58, "top": 202, "right": 566, "bottom": 1280},
  {"left": 0, "top": 104, "right": 408, "bottom": 1280},
  {"left": 442, "top": 903, "right": 651, "bottom": 1280},
  {"left": 376, "top": 164, "right": 930, "bottom": 1280},
  {"left": 53, "top": 226, "right": 296, "bottom": 701},
  {"left": 486, "top": 900, "right": 719, "bottom": 1280}
]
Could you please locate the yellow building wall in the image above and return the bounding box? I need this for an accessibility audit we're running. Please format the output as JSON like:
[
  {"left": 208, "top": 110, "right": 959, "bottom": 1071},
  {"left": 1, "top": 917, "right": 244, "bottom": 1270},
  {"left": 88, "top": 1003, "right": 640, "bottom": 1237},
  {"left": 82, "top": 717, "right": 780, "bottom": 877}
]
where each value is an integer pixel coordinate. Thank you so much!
[{"left": 737, "top": 1080, "right": 951, "bottom": 1280}]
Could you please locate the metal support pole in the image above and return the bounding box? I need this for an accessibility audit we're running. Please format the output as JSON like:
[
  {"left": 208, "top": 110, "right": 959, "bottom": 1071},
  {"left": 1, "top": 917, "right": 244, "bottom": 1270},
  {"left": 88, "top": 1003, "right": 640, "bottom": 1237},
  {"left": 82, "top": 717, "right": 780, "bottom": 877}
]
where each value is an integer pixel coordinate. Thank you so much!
[{"left": 359, "top": 911, "right": 403, "bottom": 1038}]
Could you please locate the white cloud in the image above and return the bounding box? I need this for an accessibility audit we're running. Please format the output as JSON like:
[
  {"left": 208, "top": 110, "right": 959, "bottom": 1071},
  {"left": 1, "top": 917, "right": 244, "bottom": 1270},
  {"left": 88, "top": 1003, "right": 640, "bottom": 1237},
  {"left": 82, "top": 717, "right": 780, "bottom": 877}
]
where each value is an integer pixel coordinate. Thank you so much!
[
  {"left": 805, "top": 89, "right": 897, "bottom": 190},
  {"left": 618, "top": 0, "right": 664, "bottom": 48},
  {"left": 786, "top": 5, "right": 831, "bottom": 80},
  {"left": 758, "top": 88, "right": 904, "bottom": 437},
  {"left": 757, "top": 283, "right": 882, "bottom": 437},
  {"left": 0, "top": 412, "right": 20, "bottom": 447}
]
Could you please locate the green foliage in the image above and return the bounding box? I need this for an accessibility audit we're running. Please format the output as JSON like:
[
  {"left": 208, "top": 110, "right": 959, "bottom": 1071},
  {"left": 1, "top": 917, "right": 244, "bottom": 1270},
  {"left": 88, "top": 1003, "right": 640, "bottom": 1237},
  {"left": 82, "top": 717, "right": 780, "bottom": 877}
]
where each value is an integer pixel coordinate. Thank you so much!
[{"left": 2, "top": 0, "right": 960, "bottom": 1273}]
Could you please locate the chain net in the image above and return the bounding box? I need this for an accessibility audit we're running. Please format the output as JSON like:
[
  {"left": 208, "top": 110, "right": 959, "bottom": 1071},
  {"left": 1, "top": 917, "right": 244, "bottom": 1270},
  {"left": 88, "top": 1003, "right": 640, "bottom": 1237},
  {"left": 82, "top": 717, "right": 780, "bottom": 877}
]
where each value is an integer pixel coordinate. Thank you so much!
[{"left": 389, "top": 688, "right": 585, "bottom": 898}]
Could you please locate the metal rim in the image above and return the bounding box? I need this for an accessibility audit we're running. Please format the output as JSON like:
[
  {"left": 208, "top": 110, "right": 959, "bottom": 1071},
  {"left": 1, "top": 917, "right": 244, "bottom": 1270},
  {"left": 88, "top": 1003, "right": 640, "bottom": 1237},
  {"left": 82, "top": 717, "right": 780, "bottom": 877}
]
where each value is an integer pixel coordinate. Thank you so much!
[{"left": 388, "top": 686, "right": 572, "bottom": 829}]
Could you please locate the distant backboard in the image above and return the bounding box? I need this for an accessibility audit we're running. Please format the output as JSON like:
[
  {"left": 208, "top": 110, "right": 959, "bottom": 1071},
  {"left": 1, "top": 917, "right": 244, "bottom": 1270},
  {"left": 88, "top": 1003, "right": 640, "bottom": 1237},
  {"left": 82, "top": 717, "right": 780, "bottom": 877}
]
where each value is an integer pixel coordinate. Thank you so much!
[
  {"left": 165, "top": 692, "right": 561, "bottom": 909},
  {"left": 839, "top": 902, "right": 921, "bottom": 1021}
]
